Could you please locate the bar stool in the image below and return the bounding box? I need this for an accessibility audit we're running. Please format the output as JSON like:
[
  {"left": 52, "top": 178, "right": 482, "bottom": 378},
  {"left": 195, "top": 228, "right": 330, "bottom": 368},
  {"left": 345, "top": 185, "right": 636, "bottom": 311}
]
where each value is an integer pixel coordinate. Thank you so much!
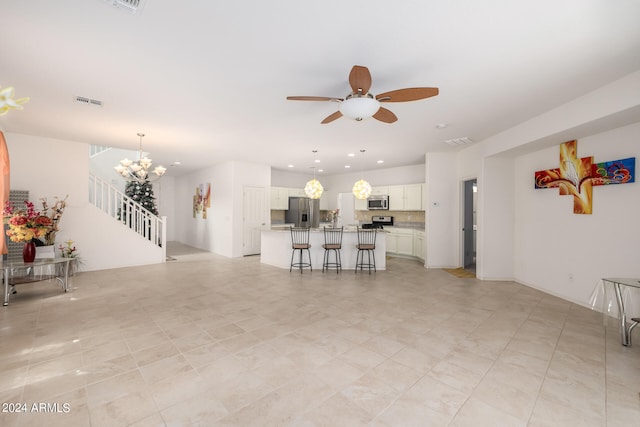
[
  {"left": 322, "top": 226, "right": 343, "bottom": 273},
  {"left": 290, "top": 226, "right": 312, "bottom": 273},
  {"left": 355, "top": 227, "right": 377, "bottom": 274}
]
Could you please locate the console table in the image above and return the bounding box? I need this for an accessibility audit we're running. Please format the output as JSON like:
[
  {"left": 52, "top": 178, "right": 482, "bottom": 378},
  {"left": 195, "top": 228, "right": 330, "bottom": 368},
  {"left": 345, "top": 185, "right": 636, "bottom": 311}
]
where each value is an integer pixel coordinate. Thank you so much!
[
  {"left": 601, "top": 278, "right": 640, "bottom": 346},
  {"left": 2, "top": 258, "right": 74, "bottom": 306}
]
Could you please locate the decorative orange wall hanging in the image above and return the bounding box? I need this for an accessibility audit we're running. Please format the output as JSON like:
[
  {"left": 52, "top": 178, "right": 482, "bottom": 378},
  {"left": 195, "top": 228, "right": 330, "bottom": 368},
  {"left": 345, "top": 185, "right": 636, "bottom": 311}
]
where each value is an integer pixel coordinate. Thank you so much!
[{"left": 534, "top": 140, "right": 635, "bottom": 214}]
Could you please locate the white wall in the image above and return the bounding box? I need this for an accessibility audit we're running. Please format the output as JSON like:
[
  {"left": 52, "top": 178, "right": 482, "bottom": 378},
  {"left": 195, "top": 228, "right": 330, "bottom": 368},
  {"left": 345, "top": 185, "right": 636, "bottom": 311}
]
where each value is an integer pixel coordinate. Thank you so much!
[
  {"left": 478, "top": 156, "right": 515, "bottom": 280},
  {"left": 425, "top": 152, "right": 458, "bottom": 268},
  {"left": 5, "top": 133, "right": 163, "bottom": 271},
  {"left": 513, "top": 122, "right": 640, "bottom": 305},
  {"left": 173, "top": 160, "right": 270, "bottom": 257}
]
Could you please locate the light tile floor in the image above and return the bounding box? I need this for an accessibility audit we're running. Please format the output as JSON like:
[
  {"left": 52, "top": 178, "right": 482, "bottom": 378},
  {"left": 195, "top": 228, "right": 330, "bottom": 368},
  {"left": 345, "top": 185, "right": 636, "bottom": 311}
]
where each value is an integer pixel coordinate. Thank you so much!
[{"left": 0, "top": 242, "right": 638, "bottom": 426}]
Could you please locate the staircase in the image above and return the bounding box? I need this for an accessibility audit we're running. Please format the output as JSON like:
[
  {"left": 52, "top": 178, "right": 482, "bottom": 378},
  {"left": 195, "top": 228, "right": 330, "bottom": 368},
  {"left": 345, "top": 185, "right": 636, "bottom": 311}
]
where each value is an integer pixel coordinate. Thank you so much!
[{"left": 89, "top": 174, "right": 166, "bottom": 250}]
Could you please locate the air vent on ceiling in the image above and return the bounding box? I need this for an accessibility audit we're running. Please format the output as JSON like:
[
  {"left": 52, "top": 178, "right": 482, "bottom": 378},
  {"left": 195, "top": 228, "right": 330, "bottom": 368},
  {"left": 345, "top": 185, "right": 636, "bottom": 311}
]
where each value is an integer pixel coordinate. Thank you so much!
[
  {"left": 101, "top": 0, "right": 146, "bottom": 14},
  {"left": 75, "top": 96, "right": 103, "bottom": 107},
  {"left": 444, "top": 137, "right": 473, "bottom": 146}
]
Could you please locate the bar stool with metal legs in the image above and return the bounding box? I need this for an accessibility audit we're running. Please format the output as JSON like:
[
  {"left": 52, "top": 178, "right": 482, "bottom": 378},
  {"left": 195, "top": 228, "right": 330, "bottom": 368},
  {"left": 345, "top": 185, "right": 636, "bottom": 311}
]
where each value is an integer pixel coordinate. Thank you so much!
[
  {"left": 322, "top": 226, "right": 343, "bottom": 273},
  {"left": 355, "top": 227, "right": 377, "bottom": 274},
  {"left": 290, "top": 226, "right": 312, "bottom": 273}
]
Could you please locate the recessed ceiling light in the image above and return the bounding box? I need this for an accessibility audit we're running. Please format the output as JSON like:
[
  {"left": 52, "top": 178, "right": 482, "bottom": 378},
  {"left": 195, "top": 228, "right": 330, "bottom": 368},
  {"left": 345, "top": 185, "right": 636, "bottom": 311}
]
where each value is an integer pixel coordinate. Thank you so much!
[
  {"left": 345, "top": 165, "right": 351, "bottom": 168},
  {"left": 314, "top": 159, "right": 320, "bottom": 163},
  {"left": 171, "top": 161, "right": 181, "bottom": 166},
  {"left": 377, "top": 160, "right": 384, "bottom": 164},
  {"left": 288, "top": 164, "right": 294, "bottom": 168},
  {"left": 318, "top": 169, "right": 324, "bottom": 172},
  {"left": 347, "top": 153, "right": 355, "bottom": 157}
]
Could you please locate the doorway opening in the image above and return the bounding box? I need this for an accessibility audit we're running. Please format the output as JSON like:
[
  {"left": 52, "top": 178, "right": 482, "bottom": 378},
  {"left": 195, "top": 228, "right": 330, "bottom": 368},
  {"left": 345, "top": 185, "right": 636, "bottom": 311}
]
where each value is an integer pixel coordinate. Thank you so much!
[{"left": 463, "top": 179, "right": 477, "bottom": 273}]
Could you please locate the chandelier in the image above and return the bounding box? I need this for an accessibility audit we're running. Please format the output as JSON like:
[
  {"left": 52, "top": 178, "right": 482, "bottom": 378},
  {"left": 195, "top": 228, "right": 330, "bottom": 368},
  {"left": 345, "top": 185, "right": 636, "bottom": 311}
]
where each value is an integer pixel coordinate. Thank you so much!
[
  {"left": 0, "top": 85, "right": 29, "bottom": 116},
  {"left": 352, "top": 149, "right": 372, "bottom": 200},
  {"left": 114, "top": 133, "right": 166, "bottom": 183},
  {"left": 304, "top": 151, "right": 324, "bottom": 199}
]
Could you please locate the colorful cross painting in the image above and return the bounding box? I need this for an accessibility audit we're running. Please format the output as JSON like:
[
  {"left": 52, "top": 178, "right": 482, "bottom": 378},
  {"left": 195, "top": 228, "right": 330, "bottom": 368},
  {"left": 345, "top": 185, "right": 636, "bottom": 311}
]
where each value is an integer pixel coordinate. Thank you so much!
[{"left": 534, "top": 140, "right": 635, "bottom": 214}]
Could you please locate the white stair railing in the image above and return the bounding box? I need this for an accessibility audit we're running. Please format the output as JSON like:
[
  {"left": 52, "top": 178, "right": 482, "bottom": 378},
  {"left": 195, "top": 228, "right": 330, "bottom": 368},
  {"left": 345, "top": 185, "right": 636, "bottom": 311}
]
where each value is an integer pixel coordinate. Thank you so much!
[{"left": 89, "top": 174, "right": 166, "bottom": 248}]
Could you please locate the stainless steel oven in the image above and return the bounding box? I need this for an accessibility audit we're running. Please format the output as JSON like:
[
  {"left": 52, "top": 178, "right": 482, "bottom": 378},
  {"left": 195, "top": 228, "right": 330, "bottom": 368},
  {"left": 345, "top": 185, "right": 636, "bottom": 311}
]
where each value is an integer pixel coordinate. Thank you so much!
[{"left": 367, "top": 195, "right": 389, "bottom": 210}]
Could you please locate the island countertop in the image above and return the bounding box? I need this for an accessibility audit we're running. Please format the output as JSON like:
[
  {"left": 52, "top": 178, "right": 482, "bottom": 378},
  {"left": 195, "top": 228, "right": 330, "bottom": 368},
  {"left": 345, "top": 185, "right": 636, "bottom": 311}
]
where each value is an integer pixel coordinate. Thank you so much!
[{"left": 260, "top": 228, "right": 386, "bottom": 270}]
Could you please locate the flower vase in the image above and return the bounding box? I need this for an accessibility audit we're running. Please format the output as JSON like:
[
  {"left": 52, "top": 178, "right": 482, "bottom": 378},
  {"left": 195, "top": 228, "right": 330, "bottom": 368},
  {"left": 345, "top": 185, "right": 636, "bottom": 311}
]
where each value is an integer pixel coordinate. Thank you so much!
[{"left": 23, "top": 241, "right": 36, "bottom": 263}]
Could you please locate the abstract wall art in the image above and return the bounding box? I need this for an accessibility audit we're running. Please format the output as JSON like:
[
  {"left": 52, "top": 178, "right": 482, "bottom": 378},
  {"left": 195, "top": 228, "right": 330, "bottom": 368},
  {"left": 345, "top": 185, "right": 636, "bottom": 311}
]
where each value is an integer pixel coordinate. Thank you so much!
[
  {"left": 193, "top": 183, "right": 211, "bottom": 218},
  {"left": 534, "top": 140, "right": 635, "bottom": 214}
]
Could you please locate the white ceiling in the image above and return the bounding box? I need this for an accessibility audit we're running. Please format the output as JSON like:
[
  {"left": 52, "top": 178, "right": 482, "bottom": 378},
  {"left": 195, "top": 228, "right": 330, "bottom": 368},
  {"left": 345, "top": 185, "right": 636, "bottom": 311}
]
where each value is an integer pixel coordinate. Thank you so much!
[{"left": 1, "top": 0, "right": 639, "bottom": 177}]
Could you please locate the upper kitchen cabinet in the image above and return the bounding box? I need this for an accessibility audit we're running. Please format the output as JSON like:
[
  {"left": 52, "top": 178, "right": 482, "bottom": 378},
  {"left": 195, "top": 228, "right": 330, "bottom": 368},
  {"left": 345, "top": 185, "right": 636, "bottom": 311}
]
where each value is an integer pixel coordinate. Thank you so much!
[
  {"left": 371, "top": 186, "right": 388, "bottom": 196},
  {"left": 271, "top": 186, "right": 331, "bottom": 210},
  {"left": 288, "top": 188, "right": 307, "bottom": 198},
  {"left": 388, "top": 184, "right": 423, "bottom": 211},
  {"left": 271, "top": 187, "right": 290, "bottom": 210},
  {"left": 354, "top": 195, "right": 367, "bottom": 211}
]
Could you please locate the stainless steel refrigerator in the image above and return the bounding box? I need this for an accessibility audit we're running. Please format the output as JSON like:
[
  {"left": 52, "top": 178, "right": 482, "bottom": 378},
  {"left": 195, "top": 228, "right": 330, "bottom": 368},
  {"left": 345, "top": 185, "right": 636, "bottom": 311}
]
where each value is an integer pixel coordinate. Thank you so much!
[{"left": 285, "top": 197, "right": 320, "bottom": 228}]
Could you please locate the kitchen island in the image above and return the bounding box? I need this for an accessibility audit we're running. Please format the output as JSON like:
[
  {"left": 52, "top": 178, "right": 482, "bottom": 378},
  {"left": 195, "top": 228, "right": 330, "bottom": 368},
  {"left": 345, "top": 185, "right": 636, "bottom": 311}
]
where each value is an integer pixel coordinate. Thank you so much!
[{"left": 260, "top": 227, "right": 386, "bottom": 270}]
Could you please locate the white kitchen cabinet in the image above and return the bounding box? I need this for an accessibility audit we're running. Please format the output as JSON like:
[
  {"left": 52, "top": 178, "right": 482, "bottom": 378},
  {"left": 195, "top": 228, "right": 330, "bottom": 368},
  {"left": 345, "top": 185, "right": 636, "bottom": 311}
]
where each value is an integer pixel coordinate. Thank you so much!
[
  {"left": 396, "top": 229, "right": 414, "bottom": 256},
  {"left": 386, "top": 228, "right": 424, "bottom": 259},
  {"left": 388, "top": 185, "right": 405, "bottom": 210},
  {"left": 354, "top": 196, "right": 367, "bottom": 211},
  {"left": 385, "top": 228, "right": 413, "bottom": 256},
  {"left": 385, "top": 232, "right": 397, "bottom": 253},
  {"left": 371, "top": 186, "right": 388, "bottom": 196},
  {"left": 288, "top": 188, "right": 306, "bottom": 198},
  {"left": 404, "top": 184, "right": 422, "bottom": 211},
  {"left": 413, "top": 230, "right": 425, "bottom": 260},
  {"left": 270, "top": 187, "right": 290, "bottom": 210},
  {"left": 319, "top": 193, "right": 330, "bottom": 210},
  {"left": 388, "top": 184, "right": 423, "bottom": 211}
]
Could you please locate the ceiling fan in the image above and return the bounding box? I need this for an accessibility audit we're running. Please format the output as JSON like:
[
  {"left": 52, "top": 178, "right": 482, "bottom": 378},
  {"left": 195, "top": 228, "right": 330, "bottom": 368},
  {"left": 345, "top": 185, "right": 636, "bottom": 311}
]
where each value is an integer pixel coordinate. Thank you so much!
[{"left": 286, "top": 65, "right": 439, "bottom": 124}]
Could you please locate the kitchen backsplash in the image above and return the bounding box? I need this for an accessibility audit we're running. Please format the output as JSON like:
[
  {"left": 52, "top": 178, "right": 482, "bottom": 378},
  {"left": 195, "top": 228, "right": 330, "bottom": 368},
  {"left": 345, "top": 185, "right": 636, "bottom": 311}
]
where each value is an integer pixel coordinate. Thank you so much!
[
  {"left": 271, "top": 210, "right": 286, "bottom": 224},
  {"left": 271, "top": 209, "right": 425, "bottom": 228},
  {"left": 355, "top": 210, "right": 425, "bottom": 228}
]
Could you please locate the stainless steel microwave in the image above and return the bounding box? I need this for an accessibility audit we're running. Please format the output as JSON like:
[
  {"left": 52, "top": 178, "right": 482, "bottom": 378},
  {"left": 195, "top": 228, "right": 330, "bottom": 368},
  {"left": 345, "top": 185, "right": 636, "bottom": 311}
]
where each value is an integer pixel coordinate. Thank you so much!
[{"left": 367, "top": 195, "right": 389, "bottom": 210}]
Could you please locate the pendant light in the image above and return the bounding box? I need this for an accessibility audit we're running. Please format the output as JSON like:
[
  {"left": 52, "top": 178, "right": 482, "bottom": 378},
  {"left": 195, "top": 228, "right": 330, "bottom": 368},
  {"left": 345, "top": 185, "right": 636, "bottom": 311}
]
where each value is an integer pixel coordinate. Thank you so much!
[
  {"left": 352, "top": 149, "right": 372, "bottom": 200},
  {"left": 304, "top": 150, "right": 324, "bottom": 199}
]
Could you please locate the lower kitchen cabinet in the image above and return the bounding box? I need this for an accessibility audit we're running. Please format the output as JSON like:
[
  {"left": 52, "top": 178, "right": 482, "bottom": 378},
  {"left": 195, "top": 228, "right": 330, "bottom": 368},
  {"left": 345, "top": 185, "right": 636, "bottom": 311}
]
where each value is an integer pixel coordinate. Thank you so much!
[
  {"left": 385, "top": 228, "right": 424, "bottom": 260},
  {"left": 413, "top": 230, "right": 424, "bottom": 260}
]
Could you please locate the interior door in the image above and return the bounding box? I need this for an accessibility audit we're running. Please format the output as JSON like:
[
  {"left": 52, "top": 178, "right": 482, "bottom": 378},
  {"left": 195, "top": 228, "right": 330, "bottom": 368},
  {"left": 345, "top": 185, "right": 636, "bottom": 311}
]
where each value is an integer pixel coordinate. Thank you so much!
[
  {"left": 463, "top": 179, "right": 477, "bottom": 268},
  {"left": 243, "top": 186, "right": 267, "bottom": 256}
]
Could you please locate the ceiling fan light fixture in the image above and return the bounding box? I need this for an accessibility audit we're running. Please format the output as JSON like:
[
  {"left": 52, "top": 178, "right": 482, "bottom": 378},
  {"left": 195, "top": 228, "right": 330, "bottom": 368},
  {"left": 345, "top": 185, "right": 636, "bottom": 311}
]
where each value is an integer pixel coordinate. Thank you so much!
[{"left": 339, "top": 94, "right": 380, "bottom": 121}]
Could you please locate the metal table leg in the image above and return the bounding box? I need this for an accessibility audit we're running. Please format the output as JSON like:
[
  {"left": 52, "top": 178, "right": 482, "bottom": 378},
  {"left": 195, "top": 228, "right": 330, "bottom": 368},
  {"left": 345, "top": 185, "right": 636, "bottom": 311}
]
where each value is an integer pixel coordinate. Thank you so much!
[
  {"left": 3, "top": 269, "right": 8, "bottom": 306},
  {"left": 613, "top": 282, "right": 630, "bottom": 346}
]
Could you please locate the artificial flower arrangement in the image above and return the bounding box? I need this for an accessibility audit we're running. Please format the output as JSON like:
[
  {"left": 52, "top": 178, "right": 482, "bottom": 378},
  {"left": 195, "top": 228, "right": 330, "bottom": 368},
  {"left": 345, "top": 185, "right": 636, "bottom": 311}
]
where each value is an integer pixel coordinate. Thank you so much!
[
  {"left": 3, "top": 196, "right": 68, "bottom": 244},
  {"left": 327, "top": 208, "right": 340, "bottom": 225},
  {"left": 58, "top": 239, "right": 78, "bottom": 258},
  {"left": 3, "top": 200, "right": 53, "bottom": 243},
  {"left": 39, "top": 196, "right": 68, "bottom": 245},
  {"left": 58, "top": 239, "right": 83, "bottom": 274}
]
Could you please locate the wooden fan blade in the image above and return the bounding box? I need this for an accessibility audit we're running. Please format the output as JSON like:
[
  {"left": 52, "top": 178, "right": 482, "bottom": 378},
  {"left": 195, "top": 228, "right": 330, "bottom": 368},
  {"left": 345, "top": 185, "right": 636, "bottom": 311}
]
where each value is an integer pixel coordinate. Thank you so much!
[
  {"left": 321, "top": 111, "right": 343, "bottom": 124},
  {"left": 349, "top": 65, "right": 372, "bottom": 95},
  {"left": 372, "top": 107, "right": 397, "bottom": 123},
  {"left": 376, "top": 87, "right": 439, "bottom": 102},
  {"left": 287, "top": 96, "right": 342, "bottom": 102}
]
